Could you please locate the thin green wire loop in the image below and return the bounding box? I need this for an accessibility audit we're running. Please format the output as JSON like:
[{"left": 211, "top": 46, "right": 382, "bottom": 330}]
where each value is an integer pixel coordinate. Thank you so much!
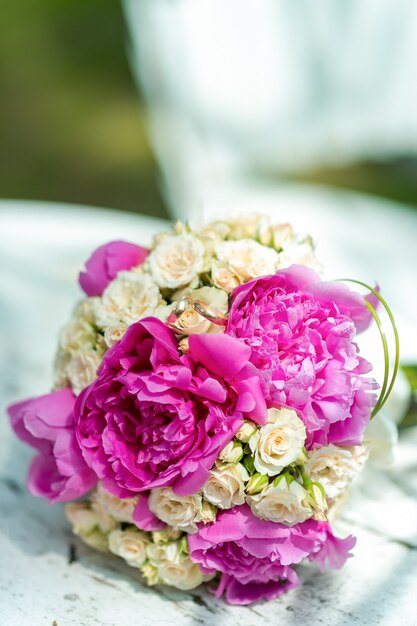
[
  {"left": 362, "top": 299, "right": 389, "bottom": 417},
  {"left": 337, "top": 278, "right": 400, "bottom": 418}
]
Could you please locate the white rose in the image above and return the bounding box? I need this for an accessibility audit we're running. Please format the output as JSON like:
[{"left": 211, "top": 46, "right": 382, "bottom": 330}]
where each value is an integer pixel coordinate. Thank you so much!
[
  {"left": 278, "top": 241, "right": 323, "bottom": 274},
  {"left": 199, "top": 499, "right": 217, "bottom": 524},
  {"left": 215, "top": 239, "right": 279, "bottom": 284},
  {"left": 58, "top": 298, "right": 99, "bottom": 352},
  {"left": 65, "top": 502, "right": 99, "bottom": 536},
  {"left": 210, "top": 260, "right": 240, "bottom": 293},
  {"left": 104, "top": 322, "right": 128, "bottom": 347},
  {"left": 247, "top": 478, "right": 312, "bottom": 525},
  {"left": 218, "top": 441, "right": 243, "bottom": 464},
  {"left": 92, "top": 483, "right": 138, "bottom": 524},
  {"left": 65, "top": 503, "right": 110, "bottom": 552},
  {"left": 169, "top": 286, "right": 228, "bottom": 334},
  {"left": 196, "top": 222, "right": 230, "bottom": 269},
  {"left": 149, "top": 234, "right": 205, "bottom": 289},
  {"left": 172, "top": 307, "right": 212, "bottom": 335},
  {"left": 157, "top": 543, "right": 204, "bottom": 591},
  {"left": 249, "top": 408, "right": 306, "bottom": 476},
  {"left": 259, "top": 222, "right": 295, "bottom": 249},
  {"left": 66, "top": 349, "right": 102, "bottom": 395},
  {"left": 202, "top": 463, "right": 249, "bottom": 509},
  {"left": 148, "top": 488, "right": 203, "bottom": 533},
  {"left": 95, "top": 272, "right": 161, "bottom": 328},
  {"left": 305, "top": 444, "right": 369, "bottom": 499},
  {"left": 108, "top": 529, "right": 150, "bottom": 568},
  {"left": 151, "top": 527, "right": 182, "bottom": 545},
  {"left": 224, "top": 214, "right": 262, "bottom": 240},
  {"left": 141, "top": 562, "right": 160, "bottom": 586},
  {"left": 235, "top": 420, "right": 257, "bottom": 443},
  {"left": 146, "top": 542, "right": 169, "bottom": 564},
  {"left": 54, "top": 350, "right": 71, "bottom": 388}
]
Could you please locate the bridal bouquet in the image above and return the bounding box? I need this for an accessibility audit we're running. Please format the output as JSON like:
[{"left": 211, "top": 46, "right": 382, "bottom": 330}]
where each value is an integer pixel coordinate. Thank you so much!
[{"left": 8, "top": 215, "right": 397, "bottom": 605}]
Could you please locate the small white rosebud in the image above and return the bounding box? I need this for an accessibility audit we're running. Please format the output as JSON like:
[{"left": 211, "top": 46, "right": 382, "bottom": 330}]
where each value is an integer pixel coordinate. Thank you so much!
[
  {"left": 65, "top": 502, "right": 99, "bottom": 536},
  {"left": 141, "top": 562, "right": 160, "bottom": 586},
  {"left": 199, "top": 499, "right": 217, "bottom": 524},
  {"left": 235, "top": 420, "right": 257, "bottom": 443},
  {"left": 108, "top": 528, "right": 150, "bottom": 568},
  {"left": 219, "top": 441, "right": 243, "bottom": 464},
  {"left": 82, "top": 529, "right": 110, "bottom": 553},
  {"left": 306, "top": 482, "right": 328, "bottom": 521},
  {"left": 178, "top": 337, "right": 190, "bottom": 353},
  {"left": 246, "top": 472, "right": 270, "bottom": 495}
]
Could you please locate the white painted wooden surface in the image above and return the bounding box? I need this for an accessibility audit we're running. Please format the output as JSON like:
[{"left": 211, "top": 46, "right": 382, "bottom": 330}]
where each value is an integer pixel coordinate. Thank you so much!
[{"left": 1, "top": 199, "right": 417, "bottom": 626}]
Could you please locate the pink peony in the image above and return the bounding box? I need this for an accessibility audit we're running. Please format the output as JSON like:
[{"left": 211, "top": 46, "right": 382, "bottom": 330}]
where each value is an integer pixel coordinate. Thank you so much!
[
  {"left": 7, "top": 388, "right": 97, "bottom": 502},
  {"left": 79, "top": 240, "right": 149, "bottom": 297},
  {"left": 188, "top": 504, "right": 355, "bottom": 605},
  {"left": 227, "top": 265, "right": 377, "bottom": 448},
  {"left": 75, "top": 317, "right": 267, "bottom": 498}
]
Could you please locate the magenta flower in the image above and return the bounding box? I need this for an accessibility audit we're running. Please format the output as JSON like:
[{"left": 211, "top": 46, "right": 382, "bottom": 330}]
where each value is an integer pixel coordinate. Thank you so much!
[
  {"left": 79, "top": 240, "right": 149, "bottom": 297},
  {"left": 227, "top": 265, "right": 377, "bottom": 448},
  {"left": 7, "top": 389, "right": 97, "bottom": 502},
  {"left": 75, "top": 317, "right": 267, "bottom": 498},
  {"left": 188, "top": 504, "right": 355, "bottom": 605}
]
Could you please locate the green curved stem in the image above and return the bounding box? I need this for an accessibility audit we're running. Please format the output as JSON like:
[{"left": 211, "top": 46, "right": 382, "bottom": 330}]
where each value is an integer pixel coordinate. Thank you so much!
[{"left": 337, "top": 278, "right": 400, "bottom": 418}]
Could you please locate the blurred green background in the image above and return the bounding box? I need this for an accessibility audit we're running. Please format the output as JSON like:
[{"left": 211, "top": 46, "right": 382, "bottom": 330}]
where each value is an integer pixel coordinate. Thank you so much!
[{"left": 1, "top": 0, "right": 416, "bottom": 218}]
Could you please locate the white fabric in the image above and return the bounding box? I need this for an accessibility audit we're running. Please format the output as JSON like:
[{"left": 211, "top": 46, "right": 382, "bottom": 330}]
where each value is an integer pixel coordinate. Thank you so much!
[{"left": 124, "top": 0, "right": 417, "bottom": 218}]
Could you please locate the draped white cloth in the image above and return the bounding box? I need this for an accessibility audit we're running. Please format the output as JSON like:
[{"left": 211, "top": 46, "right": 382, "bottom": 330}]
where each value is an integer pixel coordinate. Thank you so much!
[{"left": 124, "top": 0, "right": 417, "bottom": 219}]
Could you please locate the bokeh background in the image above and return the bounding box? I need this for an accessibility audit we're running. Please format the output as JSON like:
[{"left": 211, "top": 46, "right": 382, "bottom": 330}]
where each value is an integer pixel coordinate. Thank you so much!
[{"left": 1, "top": 0, "right": 416, "bottom": 218}]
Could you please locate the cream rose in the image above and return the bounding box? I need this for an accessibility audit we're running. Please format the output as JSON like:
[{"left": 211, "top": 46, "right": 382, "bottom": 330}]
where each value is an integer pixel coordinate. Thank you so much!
[
  {"left": 151, "top": 527, "right": 182, "bottom": 545},
  {"left": 92, "top": 483, "right": 138, "bottom": 524},
  {"left": 169, "top": 286, "right": 228, "bottom": 335},
  {"left": 54, "top": 297, "right": 103, "bottom": 389},
  {"left": 305, "top": 444, "right": 369, "bottom": 499},
  {"left": 148, "top": 233, "right": 205, "bottom": 289},
  {"left": 95, "top": 271, "right": 161, "bottom": 328},
  {"left": 148, "top": 488, "right": 203, "bottom": 533},
  {"left": 278, "top": 241, "right": 322, "bottom": 274},
  {"left": 224, "top": 214, "right": 262, "bottom": 240},
  {"left": 66, "top": 349, "right": 102, "bottom": 395},
  {"left": 247, "top": 478, "right": 313, "bottom": 525},
  {"left": 249, "top": 407, "right": 306, "bottom": 476},
  {"left": 218, "top": 441, "right": 243, "bottom": 464},
  {"left": 202, "top": 463, "right": 249, "bottom": 509},
  {"left": 259, "top": 222, "right": 295, "bottom": 249},
  {"left": 141, "top": 562, "right": 160, "bottom": 586},
  {"left": 58, "top": 298, "right": 99, "bottom": 353},
  {"left": 156, "top": 543, "right": 205, "bottom": 591},
  {"left": 65, "top": 502, "right": 99, "bottom": 536},
  {"left": 235, "top": 420, "right": 257, "bottom": 443},
  {"left": 172, "top": 307, "right": 212, "bottom": 335},
  {"left": 210, "top": 260, "right": 240, "bottom": 293},
  {"left": 215, "top": 239, "right": 279, "bottom": 284},
  {"left": 65, "top": 503, "right": 110, "bottom": 552},
  {"left": 108, "top": 528, "right": 150, "bottom": 568},
  {"left": 103, "top": 322, "right": 128, "bottom": 348}
]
